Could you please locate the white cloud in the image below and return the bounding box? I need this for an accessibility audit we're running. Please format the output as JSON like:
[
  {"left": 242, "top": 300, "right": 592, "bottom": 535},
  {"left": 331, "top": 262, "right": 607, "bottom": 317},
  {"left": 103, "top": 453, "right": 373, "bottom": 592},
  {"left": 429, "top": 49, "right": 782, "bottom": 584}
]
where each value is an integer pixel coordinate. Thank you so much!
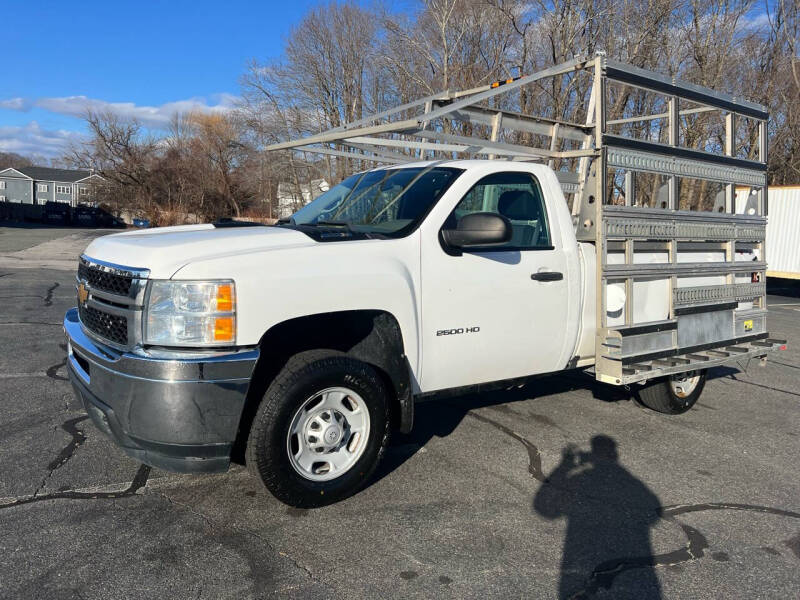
[
  {"left": 0, "top": 98, "right": 32, "bottom": 111},
  {"left": 0, "top": 93, "right": 239, "bottom": 129},
  {"left": 740, "top": 12, "right": 771, "bottom": 31},
  {"left": 0, "top": 121, "right": 83, "bottom": 157}
]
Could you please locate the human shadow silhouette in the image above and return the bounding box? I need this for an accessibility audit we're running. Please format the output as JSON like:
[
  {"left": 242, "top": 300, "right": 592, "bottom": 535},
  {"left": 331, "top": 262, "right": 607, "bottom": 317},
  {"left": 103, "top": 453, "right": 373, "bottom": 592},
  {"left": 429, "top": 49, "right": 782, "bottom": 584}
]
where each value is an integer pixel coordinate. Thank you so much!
[{"left": 533, "top": 435, "right": 662, "bottom": 599}]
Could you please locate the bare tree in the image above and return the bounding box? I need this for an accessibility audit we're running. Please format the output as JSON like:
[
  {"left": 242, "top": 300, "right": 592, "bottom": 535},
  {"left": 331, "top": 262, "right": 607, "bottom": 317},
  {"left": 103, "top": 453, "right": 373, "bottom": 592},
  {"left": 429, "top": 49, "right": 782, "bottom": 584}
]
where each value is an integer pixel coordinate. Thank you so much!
[{"left": 65, "top": 0, "right": 800, "bottom": 225}]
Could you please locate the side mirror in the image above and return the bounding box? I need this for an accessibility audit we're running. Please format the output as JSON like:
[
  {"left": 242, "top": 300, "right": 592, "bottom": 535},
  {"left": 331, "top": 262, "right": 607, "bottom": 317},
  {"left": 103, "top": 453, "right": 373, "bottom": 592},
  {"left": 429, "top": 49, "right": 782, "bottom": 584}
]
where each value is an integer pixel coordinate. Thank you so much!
[{"left": 441, "top": 212, "right": 512, "bottom": 249}]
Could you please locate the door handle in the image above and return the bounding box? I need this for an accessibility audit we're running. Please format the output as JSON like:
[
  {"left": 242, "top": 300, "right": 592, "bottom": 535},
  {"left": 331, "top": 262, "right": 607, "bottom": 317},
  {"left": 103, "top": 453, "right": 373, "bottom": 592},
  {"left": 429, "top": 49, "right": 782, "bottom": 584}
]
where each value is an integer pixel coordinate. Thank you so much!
[{"left": 531, "top": 271, "right": 563, "bottom": 282}]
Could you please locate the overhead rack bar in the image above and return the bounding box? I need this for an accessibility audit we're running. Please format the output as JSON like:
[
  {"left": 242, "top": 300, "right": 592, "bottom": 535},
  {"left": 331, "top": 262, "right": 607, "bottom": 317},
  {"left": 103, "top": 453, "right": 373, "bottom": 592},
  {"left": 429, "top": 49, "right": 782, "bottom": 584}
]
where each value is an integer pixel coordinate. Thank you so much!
[{"left": 604, "top": 59, "right": 769, "bottom": 120}]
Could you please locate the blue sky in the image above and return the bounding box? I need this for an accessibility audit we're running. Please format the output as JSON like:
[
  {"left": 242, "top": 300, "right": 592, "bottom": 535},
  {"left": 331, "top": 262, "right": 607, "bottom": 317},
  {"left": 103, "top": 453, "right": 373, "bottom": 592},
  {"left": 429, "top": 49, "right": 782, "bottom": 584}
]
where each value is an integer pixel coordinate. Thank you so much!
[{"left": 0, "top": 0, "right": 330, "bottom": 158}]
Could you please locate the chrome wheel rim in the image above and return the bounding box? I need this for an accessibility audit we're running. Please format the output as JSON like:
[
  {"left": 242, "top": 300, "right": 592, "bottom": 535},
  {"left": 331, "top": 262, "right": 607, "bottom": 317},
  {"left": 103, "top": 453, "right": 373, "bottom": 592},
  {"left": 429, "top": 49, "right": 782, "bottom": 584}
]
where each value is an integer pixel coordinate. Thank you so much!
[
  {"left": 669, "top": 371, "right": 701, "bottom": 399},
  {"left": 286, "top": 386, "right": 371, "bottom": 482}
]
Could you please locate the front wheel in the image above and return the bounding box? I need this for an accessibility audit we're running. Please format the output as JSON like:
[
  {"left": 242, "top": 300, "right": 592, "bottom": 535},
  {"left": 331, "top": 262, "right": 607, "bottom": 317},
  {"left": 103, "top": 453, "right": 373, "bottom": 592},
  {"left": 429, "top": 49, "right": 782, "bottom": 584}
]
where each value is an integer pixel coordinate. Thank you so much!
[
  {"left": 636, "top": 370, "right": 707, "bottom": 414},
  {"left": 246, "top": 350, "right": 391, "bottom": 507}
]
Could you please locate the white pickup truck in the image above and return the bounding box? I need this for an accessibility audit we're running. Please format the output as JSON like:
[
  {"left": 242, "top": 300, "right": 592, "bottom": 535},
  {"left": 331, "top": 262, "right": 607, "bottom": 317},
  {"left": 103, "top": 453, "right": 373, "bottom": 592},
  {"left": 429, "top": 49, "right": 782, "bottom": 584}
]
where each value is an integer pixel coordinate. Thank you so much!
[{"left": 64, "top": 55, "right": 784, "bottom": 507}]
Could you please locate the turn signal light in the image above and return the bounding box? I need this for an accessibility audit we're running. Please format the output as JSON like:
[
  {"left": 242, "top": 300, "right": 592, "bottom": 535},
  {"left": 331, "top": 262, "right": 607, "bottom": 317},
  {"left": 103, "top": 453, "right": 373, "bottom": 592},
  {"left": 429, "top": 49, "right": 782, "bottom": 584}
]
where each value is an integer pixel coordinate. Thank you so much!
[
  {"left": 214, "top": 317, "right": 234, "bottom": 342},
  {"left": 216, "top": 284, "right": 234, "bottom": 312}
]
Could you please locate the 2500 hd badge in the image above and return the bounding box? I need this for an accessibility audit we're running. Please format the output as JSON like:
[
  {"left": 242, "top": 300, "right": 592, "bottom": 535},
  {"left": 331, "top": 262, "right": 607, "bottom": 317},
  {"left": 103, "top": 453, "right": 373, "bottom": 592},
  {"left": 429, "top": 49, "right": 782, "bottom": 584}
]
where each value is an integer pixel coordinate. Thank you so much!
[{"left": 437, "top": 326, "right": 480, "bottom": 336}]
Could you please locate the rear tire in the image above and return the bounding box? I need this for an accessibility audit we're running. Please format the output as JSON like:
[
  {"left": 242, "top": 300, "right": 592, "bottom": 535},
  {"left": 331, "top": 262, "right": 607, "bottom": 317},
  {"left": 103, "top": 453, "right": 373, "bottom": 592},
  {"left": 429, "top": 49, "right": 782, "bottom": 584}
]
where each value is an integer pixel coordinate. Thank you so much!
[
  {"left": 246, "top": 350, "right": 391, "bottom": 507},
  {"left": 636, "top": 370, "right": 707, "bottom": 414}
]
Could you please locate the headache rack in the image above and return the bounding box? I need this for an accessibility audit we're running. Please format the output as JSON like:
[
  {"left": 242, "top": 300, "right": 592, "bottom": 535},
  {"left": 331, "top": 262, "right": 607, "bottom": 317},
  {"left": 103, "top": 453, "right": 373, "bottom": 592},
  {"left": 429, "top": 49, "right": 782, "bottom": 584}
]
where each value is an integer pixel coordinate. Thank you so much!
[{"left": 267, "top": 52, "right": 784, "bottom": 385}]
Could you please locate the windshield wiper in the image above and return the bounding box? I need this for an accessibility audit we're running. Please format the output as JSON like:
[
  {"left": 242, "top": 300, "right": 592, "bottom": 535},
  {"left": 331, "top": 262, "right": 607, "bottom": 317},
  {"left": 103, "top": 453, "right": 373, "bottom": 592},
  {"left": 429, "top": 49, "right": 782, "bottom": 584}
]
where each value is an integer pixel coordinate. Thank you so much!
[
  {"left": 311, "top": 220, "right": 387, "bottom": 239},
  {"left": 315, "top": 220, "right": 354, "bottom": 232},
  {"left": 276, "top": 216, "right": 296, "bottom": 226}
]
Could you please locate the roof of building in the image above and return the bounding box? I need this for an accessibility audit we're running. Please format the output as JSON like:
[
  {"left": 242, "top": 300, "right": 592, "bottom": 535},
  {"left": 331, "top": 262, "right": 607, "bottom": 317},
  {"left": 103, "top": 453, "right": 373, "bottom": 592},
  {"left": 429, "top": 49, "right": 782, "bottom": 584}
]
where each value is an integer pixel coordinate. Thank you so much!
[{"left": 15, "top": 166, "right": 93, "bottom": 182}]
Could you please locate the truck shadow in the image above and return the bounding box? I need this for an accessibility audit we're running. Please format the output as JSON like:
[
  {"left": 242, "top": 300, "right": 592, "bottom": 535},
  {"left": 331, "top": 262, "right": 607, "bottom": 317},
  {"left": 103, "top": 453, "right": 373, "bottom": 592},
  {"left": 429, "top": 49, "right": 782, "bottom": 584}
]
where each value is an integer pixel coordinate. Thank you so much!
[
  {"left": 376, "top": 371, "right": 604, "bottom": 482},
  {"left": 376, "top": 365, "right": 739, "bottom": 483}
]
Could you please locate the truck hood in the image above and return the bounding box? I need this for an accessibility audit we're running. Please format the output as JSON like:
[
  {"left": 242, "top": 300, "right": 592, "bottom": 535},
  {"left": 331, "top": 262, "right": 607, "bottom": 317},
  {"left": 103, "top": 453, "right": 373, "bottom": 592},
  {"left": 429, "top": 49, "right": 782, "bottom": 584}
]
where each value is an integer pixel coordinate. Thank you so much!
[{"left": 83, "top": 224, "right": 316, "bottom": 278}]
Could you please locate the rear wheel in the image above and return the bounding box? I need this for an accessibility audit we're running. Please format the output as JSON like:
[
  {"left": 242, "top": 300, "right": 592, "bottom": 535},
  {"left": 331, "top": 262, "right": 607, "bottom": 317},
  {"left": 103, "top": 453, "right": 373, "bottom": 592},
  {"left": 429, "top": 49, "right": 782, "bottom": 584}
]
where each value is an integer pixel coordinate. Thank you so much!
[
  {"left": 636, "top": 369, "right": 707, "bottom": 414},
  {"left": 246, "top": 350, "right": 391, "bottom": 507}
]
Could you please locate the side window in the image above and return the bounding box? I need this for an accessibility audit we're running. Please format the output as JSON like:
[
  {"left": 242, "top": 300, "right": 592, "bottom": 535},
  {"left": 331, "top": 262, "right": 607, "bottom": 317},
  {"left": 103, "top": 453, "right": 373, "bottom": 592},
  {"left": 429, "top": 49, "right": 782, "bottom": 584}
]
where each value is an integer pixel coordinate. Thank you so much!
[{"left": 449, "top": 171, "right": 552, "bottom": 249}]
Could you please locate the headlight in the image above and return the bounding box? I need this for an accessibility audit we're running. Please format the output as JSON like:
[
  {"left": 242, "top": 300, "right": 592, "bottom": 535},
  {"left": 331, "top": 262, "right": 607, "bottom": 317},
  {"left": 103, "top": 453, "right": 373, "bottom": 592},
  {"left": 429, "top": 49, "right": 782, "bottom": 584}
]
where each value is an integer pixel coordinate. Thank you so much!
[{"left": 144, "top": 280, "right": 236, "bottom": 346}]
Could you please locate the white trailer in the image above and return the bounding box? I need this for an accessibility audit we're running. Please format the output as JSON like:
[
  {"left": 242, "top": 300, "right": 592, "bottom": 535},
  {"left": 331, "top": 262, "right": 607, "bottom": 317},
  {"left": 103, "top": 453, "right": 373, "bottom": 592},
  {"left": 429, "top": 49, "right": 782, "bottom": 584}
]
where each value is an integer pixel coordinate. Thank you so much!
[{"left": 737, "top": 186, "right": 800, "bottom": 280}]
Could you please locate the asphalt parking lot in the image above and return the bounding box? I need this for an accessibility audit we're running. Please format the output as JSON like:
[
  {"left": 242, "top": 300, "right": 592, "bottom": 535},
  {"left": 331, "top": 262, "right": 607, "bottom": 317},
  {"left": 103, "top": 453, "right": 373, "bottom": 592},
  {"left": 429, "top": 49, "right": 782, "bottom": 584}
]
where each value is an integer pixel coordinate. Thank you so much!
[{"left": 0, "top": 225, "right": 798, "bottom": 599}]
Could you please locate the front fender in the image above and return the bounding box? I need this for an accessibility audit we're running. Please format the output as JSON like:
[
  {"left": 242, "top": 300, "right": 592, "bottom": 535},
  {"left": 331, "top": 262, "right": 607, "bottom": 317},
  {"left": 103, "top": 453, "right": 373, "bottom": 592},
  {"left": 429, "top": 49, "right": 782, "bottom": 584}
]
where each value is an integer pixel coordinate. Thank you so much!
[{"left": 172, "top": 235, "right": 423, "bottom": 388}]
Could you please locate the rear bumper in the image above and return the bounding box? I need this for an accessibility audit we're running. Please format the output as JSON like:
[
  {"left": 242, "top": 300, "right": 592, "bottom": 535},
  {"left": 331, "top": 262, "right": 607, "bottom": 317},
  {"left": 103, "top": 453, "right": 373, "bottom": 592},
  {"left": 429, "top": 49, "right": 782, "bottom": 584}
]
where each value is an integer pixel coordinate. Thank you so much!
[{"left": 64, "top": 307, "right": 258, "bottom": 473}]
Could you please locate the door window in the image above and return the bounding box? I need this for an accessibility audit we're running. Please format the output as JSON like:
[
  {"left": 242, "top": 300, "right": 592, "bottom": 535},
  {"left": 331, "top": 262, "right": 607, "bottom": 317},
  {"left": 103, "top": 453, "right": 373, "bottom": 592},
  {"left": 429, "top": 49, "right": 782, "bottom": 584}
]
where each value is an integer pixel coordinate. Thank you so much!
[{"left": 448, "top": 171, "right": 552, "bottom": 249}]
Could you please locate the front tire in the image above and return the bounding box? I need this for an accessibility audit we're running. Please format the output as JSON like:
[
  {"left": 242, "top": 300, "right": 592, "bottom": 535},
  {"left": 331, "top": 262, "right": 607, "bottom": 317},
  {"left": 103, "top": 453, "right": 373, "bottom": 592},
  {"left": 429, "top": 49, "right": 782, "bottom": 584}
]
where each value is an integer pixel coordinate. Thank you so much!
[
  {"left": 636, "top": 370, "right": 707, "bottom": 414},
  {"left": 246, "top": 350, "right": 391, "bottom": 507}
]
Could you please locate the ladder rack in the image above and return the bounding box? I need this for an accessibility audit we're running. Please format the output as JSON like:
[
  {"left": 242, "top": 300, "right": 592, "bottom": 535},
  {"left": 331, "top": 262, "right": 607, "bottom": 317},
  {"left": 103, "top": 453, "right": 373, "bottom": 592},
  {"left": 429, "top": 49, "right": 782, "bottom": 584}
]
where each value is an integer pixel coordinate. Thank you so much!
[{"left": 266, "top": 52, "right": 773, "bottom": 385}]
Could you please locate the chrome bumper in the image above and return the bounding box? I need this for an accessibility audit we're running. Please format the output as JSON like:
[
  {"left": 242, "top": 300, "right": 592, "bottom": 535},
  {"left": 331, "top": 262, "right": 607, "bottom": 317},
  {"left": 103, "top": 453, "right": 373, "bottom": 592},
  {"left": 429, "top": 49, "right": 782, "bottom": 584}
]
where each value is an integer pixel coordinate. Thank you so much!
[{"left": 63, "top": 307, "right": 259, "bottom": 473}]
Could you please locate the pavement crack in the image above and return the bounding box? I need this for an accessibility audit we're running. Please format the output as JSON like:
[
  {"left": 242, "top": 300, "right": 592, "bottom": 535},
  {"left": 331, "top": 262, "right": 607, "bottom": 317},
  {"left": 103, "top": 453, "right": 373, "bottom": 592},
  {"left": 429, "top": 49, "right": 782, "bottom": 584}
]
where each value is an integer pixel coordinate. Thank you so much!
[
  {"left": 467, "top": 409, "right": 800, "bottom": 595},
  {"left": 46, "top": 357, "right": 69, "bottom": 382},
  {"left": 727, "top": 374, "right": 800, "bottom": 398},
  {"left": 0, "top": 464, "right": 151, "bottom": 510},
  {"left": 157, "top": 492, "right": 216, "bottom": 529},
  {"left": 47, "top": 416, "right": 89, "bottom": 472},
  {"left": 765, "top": 359, "right": 800, "bottom": 371},
  {"left": 46, "top": 343, "right": 69, "bottom": 383},
  {"left": 32, "top": 416, "right": 89, "bottom": 498},
  {"left": 783, "top": 531, "right": 800, "bottom": 560},
  {"left": 569, "top": 503, "right": 800, "bottom": 597},
  {"left": 661, "top": 502, "right": 800, "bottom": 520},
  {"left": 153, "top": 489, "right": 321, "bottom": 584},
  {"left": 466, "top": 411, "right": 545, "bottom": 481},
  {"left": 43, "top": 282, "right": 59, "bottom": 306},
  {"left": 567, "top": 522, "right": 708, "bottom": 599}
]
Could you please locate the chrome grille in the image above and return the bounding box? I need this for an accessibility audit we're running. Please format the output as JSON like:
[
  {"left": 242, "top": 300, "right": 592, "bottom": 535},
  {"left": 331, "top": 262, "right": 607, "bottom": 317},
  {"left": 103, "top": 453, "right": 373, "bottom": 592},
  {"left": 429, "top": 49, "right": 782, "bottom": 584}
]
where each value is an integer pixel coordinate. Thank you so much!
[
  {"left": 78, "top": 303, "right": 128, "bottom": 345},
  {"left": 76, "top": 255, "right": 150, "bottom": 350},
  {"left": 77, "top": 261, "right": 133, "bottom": 296}
]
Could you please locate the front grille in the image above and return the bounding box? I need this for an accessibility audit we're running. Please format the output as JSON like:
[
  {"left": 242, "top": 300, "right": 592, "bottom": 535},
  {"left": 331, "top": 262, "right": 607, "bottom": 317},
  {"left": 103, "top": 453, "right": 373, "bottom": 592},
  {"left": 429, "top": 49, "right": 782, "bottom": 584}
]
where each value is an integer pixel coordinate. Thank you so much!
[
  {"left": 78, "top": 303, "right": 129, "bottom": 345},
  {"left": 77, "top": 256, "right": 148, "bottom": 349},
  {"left": 78, "top": 262, "right": 133, "bottom": 296}
]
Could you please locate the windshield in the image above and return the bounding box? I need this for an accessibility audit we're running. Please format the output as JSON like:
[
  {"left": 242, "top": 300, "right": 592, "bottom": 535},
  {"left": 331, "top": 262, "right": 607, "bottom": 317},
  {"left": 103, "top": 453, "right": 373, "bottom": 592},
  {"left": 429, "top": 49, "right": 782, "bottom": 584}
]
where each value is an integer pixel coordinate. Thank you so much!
[{"left": 290, "top": 166, "right": 462, "bottom": 236}]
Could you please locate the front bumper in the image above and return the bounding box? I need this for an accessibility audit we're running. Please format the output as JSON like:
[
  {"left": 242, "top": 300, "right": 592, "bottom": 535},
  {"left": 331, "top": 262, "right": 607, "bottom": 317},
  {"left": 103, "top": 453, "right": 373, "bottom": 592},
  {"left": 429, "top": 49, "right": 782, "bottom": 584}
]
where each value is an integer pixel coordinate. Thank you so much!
[{"left": 64, "top": 307, "right": 258, "bottom": 473}]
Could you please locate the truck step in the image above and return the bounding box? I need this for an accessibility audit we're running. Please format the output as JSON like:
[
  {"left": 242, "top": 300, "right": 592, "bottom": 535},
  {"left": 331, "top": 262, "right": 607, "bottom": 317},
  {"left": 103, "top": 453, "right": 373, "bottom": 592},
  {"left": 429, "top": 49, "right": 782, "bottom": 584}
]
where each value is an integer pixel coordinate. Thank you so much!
[
  {"left": 726, "top": 345, "right": 750, "bottom": 353},
  {"left": 593, "top": 336, "right": 786, "bottom": 385}
]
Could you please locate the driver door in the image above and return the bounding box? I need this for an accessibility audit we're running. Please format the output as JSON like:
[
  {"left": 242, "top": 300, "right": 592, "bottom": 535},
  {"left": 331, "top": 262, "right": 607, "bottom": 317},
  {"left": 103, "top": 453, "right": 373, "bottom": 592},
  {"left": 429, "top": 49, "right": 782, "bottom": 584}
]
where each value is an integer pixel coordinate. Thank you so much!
[{"left": 419, "top": 171, "right": 570, "bottom": 392}]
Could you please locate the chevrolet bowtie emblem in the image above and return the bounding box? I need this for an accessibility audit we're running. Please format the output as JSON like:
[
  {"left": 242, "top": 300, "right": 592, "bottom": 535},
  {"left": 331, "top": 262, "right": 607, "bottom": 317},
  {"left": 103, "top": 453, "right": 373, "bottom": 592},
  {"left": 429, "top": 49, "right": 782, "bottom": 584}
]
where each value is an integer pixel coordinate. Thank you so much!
[{"left": 77, "top": 282, "right": 89, "bottom": 305}]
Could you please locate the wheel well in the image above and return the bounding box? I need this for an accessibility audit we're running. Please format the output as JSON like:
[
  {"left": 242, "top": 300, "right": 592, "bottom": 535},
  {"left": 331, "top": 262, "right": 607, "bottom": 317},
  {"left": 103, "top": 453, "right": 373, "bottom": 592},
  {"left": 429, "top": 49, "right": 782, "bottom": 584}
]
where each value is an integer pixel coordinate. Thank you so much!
[{"left": 231, "top": 310, "right": 413, "bottom": 463}]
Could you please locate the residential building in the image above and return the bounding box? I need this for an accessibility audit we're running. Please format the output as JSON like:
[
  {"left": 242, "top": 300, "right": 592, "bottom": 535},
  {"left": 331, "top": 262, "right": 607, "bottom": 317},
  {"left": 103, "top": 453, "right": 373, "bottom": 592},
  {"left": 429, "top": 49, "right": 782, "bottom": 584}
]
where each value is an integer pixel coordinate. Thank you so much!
[
  {"left": 275, "top": 179, "right": 329, "bottom": 218},
  {"left": 0, "top": 166, "right": 104, "bottom": 207}
]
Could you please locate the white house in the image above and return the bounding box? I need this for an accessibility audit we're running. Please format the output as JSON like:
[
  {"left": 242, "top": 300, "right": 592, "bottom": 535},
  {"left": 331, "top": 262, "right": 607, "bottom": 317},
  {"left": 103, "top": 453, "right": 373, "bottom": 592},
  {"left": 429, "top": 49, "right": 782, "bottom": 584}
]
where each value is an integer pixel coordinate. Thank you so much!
[{"left": 275, "top": 179, "right": 329, "bottom": 218}]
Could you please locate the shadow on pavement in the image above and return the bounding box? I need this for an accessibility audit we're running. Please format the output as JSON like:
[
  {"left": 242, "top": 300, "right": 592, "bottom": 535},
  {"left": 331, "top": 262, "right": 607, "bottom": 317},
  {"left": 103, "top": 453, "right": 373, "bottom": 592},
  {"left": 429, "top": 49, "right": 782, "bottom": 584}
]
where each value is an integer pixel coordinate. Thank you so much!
[
  {"left": 377, "top": 364, "right": 738, "bottom": 484},
  {"left": 375, "top": 376, "right": 668, "bottom": 598},
  {"left": 375, "top": 372, "right": 593, "bottom": 483},
  {"left": 767, "top": 277, "right": 800, "bottom": 298},
  {"left": 533, "top": 435, "right": 662, "bottom": 599}
]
